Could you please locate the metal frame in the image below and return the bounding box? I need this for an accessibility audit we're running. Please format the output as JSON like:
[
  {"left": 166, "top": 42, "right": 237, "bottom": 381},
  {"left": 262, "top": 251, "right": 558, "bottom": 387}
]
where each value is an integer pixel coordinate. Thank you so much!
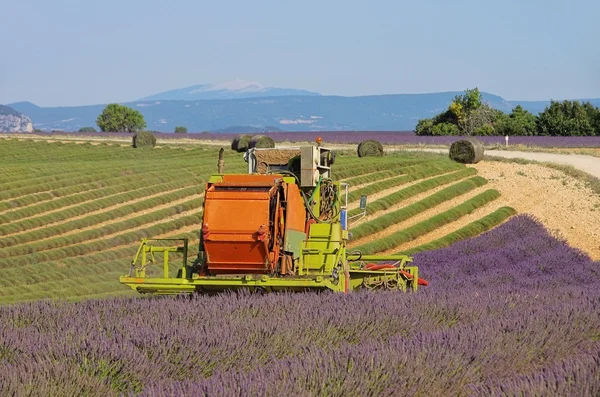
[{"left": 120, "top": 239, "right": 419, "bottom": 295}]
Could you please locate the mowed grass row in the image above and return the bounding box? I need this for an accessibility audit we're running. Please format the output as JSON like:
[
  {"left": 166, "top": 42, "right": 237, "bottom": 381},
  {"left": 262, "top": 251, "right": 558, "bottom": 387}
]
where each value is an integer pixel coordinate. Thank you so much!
[
  {"left": 352, "top": 189, "right": 502, "bottom": 254},
  {"left": 334, "top": 158, "right": 438, "bottom": 180},
  {"left": 341, "top": 160, "right": 452, "bottom": 186},
  {"left": 0, "top": 180, "right": 204, "bottom": 235},
  {"left": 0, "top": 154, "right": 247, "bottom": 216},
  {"left": 350, "top": 176, "right": 488, "bottom": 240},
  {"left": 0, "top": 212, "right": 204, "bottom": 268},
  {"left": 0, "top": 151, "right": 229, "bottom": 202},
  {"left": 0, "top": 139, "right": 225, "bottom": 163},
  {"left": 346, "top": 161, "right": 461, "bottom": 202},
  {"left": 0, "top": 239, "right": 201, "bottom": 302},
  {"left": 0, "top": 155, "right": 208, "bottom": 198},
  {"left": 0, "top": 197, "right": 205, "bottom": 258},
  {"left": 0, "top": 186, "right": 204, "bottom": 246},
  {"left": 347, "top": 168, "right": 478, "bottom": 217},
  {"left": 400, "top": 207, "right": 517, "bottom": 255}
]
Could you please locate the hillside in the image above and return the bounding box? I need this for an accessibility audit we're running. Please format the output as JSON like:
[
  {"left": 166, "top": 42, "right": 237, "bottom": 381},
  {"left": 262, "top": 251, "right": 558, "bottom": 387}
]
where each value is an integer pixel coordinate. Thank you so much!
[
  {"left": 11, "top": 92, "right": 600, "bottom": 133},
  {"left": 0, "top": 105, "right": 33, "bottom": 132},
  {"left": 8, "top": 92, "right": 511, "bottom": 132}
]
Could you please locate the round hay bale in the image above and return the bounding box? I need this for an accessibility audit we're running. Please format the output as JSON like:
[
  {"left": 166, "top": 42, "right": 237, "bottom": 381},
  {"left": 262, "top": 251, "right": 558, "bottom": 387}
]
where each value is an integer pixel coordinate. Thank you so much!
[
  {"left": 132, "top": 131, "right": 156, "bottom": 148},
  {"left": 250, "top": 135, "right": 275, "bottom": 149},
  {"left": 449, "top": 138, "right": 484, "bottom": 164},
  {"left": 357, "top": 140, "right": 383, "bottom": 157},
  {"left": 231, "top": 134, "right": 252, "bottom": 152}
]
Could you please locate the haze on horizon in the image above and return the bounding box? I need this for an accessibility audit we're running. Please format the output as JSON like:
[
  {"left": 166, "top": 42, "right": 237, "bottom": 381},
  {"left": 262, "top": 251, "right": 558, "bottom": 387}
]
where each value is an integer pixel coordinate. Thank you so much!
[{"left": 1, "top": 0, "right": 598, "bottom": 107}]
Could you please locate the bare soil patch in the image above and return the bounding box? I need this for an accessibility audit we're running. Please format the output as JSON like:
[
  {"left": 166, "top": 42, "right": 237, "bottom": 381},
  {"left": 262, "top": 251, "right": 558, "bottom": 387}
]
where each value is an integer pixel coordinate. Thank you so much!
[{"left": 469, "top": 162, "right": 600, "bottom": 259}]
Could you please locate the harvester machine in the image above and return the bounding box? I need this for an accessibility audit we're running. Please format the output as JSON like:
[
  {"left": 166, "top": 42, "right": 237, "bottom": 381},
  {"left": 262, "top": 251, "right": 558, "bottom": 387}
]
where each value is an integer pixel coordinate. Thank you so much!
[{"left": 120, "top": 143, "right": 426, "bottom": 294}]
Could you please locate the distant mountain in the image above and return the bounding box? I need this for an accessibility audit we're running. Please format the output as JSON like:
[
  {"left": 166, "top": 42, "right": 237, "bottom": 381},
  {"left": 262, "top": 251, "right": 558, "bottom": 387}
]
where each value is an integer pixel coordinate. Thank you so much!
[
  {"left": 139, "top": 79, "right": 321, "bottom": 101},
  {"left": 0, "top": 105, "right": 33, "bottom": 132},
  {"left": 8, "top": 92, "right": 600, "bottom": 133}
]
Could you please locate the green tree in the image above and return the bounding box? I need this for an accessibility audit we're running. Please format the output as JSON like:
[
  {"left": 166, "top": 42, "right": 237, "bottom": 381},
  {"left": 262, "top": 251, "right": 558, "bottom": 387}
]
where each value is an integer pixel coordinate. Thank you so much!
[
  {"left": 96, "top": 104, "right": 146, "bottom": 133},
  {"left": 537, "top": 100, "right": 594, "bottom": 136},
  {"left": 474, "top": 124, "right": 494, "bottom": 135},
  {"left": 582, "top": 102, "right": 600, "bottom": 135},
  {"left": 78, "top": 127, "right": 97, "bottom": 132},
  {"left": 415, "top": 118, "right": 434, "bottom": 136},
  {"left": 449, "top": 88, "right": 483, "bottom": 135},
  {"left": 174, "top": 126, "right": 188, "bottom": 133},
  {"left": 431, "top": 122, "right": 460, "bottom": 136},
  {"left": 495, "top": 105, "right": 537, "bottom": 136}
]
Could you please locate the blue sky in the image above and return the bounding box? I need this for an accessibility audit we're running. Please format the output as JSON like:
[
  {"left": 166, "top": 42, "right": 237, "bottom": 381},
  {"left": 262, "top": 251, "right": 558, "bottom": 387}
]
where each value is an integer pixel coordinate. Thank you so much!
[{"left": 1, "top": 0, "right": 598, "bottom": 106}]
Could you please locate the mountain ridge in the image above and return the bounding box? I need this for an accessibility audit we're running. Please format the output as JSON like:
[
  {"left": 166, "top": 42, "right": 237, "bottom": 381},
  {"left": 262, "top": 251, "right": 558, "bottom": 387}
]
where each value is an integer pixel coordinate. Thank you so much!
[
  {"left": 139, "top": 79, "right": 320, "bottom": 101},
  {"left": 8, "top": 92, "right": 600, "bottom": 133}
]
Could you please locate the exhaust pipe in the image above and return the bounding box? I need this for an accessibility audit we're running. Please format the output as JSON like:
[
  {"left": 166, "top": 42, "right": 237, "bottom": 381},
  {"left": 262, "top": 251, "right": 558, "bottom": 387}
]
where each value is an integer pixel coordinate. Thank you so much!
[{"left": 217, "top": 148, "right": 224, "bottom": 173}]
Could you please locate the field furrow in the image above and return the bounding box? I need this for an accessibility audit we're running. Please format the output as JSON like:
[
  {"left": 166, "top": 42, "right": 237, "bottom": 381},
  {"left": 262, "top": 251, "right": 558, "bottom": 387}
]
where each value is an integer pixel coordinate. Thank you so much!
[
  {"left": 0, "top": 197, "right": 204, "bottom": 259},
  {"left": 352, "top": 189, "right": 501, "bottom": 254},
  {"left": 0, "top": 187, "right": 203, "bottom": 247},
  {"left": 399, "top": 206, "right": 517, "bottom": 255},
  {"left": 347, "top": 168, "right": 477, "bottom": 215},
  {"left": 387, "top": 201, "right": 512, "bottom": 254},
  {"left": 349, "top": 177, "right": 488, "bottom": 244}
]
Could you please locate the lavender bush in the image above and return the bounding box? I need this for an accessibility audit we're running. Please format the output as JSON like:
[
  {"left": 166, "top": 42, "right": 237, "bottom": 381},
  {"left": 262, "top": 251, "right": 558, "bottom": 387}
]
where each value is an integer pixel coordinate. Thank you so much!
[{"left": 0, "top": 215, "right": 598, "bottom": 396}]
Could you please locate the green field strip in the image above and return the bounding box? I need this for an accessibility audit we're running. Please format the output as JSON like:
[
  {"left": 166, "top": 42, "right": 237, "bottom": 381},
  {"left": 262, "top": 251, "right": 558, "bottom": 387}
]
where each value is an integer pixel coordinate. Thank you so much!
[
  {"left": 347, "top": 162, "right": 462, "bottom": 202},
  {"left": 0, "top": 185, "right": 204, "bottom": 246},
  {"left": 350, "top": 176, "right": 489, "bottom": 240},
  {"left": 0, "top": 141, "right": 223, "bottom": 163},
  {"left": 0, "top": 266, "right": 126, "bottom": 295},
  {"left": 341, "top": 160, "right": 455, "bottom": 186},
  {"left": 0, "top": 234, "right": 200, "bottom": 287},
  {"left": 0, "top": 272, "right": 127, "bottom": 303},
  {"left": 352, "top": 189, "right": 502, "bottom": 254},
  {"left": 0, "top": 151, "right": 224, "bottom": 189},
  {"left": 0, "top": 180, "right": 204, "bottom": 235},
  {"left": 0, "top": 156, "right": 220, "bottom": 201},
  {"left": 0, "top": 168, "right": 101, "bottom": 191},
  {"left": 333, "top": 158, "right": 444, "bottom": 180},
  {"left": 347, "top": 168, "right": 478, "bottom": 218},
  {"left": 0, "top": 268, "right": 125, "bottom": 298},
  {"left": 0, "top": 196, "right": 205, "bottom": 258},
  {"left": 0, "top": 161, "right": 227, "bottom": 217},
  {"left": 0, "top": 212, "right": 204, "bottom": 268},
  {"left": 399, "top": 207, "right": 518, "bottom": 255}
]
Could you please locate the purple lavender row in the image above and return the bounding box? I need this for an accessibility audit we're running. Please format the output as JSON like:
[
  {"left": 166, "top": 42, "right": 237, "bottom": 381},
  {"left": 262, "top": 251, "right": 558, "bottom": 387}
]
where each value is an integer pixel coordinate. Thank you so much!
[
  {"left": 0, "top": 216, "right": 599, "bottom": 396},
  {"left": 5, "top": 131, "right": 600, "bottom": 147}
]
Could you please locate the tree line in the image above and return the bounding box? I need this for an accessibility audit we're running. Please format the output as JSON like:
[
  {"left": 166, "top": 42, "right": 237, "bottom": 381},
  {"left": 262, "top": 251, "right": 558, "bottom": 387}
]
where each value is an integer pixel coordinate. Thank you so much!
[
  {"left": 415, "top": 88, "right": 600, "bottom": 136},
  {"left": 77, "top": 103, "right": 187, "bottom": 134}
]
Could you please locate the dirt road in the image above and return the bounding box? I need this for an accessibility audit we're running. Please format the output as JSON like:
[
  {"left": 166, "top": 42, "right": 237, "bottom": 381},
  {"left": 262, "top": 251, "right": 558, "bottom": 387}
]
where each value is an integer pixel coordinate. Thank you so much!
[{"left": 409, "top": 148, "right": 600, "bottom": 178}]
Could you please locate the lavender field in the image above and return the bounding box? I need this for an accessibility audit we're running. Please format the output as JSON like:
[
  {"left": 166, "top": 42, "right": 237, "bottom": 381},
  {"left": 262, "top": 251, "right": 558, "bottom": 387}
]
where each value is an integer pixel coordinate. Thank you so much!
[
  {"left": 1, "top": 214, "right": 598, "bottom": 396},
  {"left": 7, "top": 130, "right": 600, "bottom": 147}
]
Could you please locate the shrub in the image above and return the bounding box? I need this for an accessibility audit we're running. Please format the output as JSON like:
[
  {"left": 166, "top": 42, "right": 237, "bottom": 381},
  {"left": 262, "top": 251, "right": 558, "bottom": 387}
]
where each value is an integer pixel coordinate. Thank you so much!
[
  {"left": 174, "top": 126, "right": 188, "bottom": 134},
  {"left": 474, "top": 124, "right": 494, "bottom": 136},
  {"left": 431, "top": 122, "right": 460, "bottom": 136}
]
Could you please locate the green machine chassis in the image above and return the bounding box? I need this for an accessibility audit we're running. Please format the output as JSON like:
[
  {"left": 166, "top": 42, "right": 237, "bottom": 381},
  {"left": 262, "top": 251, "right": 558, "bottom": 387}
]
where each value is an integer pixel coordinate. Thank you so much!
[
  {"left": 119, "top": 238, "right": 419, "bottom": 294},
  {"left": 120, "top": 174, "right": 421, "bottom": 294}
]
